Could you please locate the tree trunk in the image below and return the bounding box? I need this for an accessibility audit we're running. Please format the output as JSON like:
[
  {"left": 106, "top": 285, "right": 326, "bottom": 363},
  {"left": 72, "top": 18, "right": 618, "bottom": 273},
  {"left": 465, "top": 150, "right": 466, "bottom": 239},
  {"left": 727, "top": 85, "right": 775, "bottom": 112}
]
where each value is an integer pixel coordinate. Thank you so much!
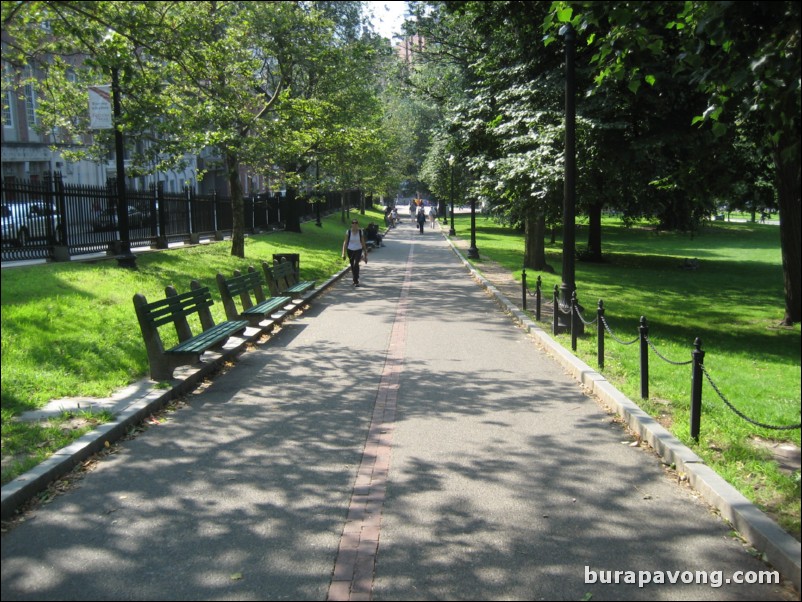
[
  {"left": 524, "top": 210, "right": 553, "bottom": 273},
  {"left": 226, "top": 152, "right": 245, "bottom": 258},
  {"left": 285, "top": 187, "right": 302, "bottom": 233},
  {"left": 585, "top": 201, "right": 604, "bottom": 262},
  {"left": 774, "top": 129, "right": 801, "bottom": 325}
]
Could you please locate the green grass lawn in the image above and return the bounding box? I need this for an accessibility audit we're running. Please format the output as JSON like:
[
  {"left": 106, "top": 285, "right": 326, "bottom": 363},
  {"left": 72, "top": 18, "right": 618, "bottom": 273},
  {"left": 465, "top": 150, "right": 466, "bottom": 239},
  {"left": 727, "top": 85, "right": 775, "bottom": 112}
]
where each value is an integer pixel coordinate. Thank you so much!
[
  {"left": 450, "top": 213, "right": 800, "bottom": 539},
  {"left": 1, "top": 207, "right": 382, "bottom": 484}
]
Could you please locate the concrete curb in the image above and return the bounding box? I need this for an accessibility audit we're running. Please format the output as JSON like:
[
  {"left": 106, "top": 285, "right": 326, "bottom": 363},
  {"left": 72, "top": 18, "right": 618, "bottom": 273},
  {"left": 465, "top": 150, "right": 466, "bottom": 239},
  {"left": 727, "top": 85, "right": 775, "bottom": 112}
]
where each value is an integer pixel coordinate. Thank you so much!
[{"left": 445, "top": 235, "right": 801, "bottom": 593}]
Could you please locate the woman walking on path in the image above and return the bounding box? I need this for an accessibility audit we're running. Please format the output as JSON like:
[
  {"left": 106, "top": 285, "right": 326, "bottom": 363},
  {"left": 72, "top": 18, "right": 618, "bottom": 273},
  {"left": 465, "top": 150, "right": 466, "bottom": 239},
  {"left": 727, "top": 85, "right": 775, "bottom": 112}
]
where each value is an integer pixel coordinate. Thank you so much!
[
  {"left": 342, "top": 218, "right": 368, "bottom": 286},
  {"left": 416, "top": 207, "right": 426, "bottom": 234}
]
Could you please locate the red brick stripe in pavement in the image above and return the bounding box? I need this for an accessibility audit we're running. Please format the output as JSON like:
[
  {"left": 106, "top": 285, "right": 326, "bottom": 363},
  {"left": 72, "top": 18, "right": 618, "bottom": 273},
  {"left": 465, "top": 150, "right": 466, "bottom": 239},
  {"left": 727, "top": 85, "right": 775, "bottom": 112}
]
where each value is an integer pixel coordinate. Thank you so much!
[{"left": 327, "top": 242, "right": 414, "bottom": 601}]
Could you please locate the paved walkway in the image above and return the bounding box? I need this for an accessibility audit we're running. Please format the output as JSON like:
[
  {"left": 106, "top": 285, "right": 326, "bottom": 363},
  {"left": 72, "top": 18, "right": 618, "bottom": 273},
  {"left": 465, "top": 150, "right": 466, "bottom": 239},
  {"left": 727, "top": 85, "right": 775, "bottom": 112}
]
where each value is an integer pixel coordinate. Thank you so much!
[{"left": 1, "top": 219, "right": 799, "bottom": 601}]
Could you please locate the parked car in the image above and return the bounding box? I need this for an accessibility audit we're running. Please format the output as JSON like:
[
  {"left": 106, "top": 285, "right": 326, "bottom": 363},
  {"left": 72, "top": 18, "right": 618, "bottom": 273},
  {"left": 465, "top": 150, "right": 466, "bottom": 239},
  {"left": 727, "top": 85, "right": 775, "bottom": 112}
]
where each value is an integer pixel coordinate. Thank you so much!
[
  {"left": 91, "top": 205, "right": 145, "bottom": 231},
  {"left": 1, "top": 201, "right": 62, "bottom": 246}
]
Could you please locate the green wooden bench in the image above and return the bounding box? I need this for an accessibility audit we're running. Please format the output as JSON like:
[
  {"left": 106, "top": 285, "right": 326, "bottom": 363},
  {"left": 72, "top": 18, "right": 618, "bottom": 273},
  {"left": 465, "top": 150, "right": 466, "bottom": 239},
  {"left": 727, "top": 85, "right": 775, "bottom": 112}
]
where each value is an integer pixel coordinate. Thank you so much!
[
  {"left": 262, "top": 258, "right": 316, "bottom": 299},
  {"left": 216, "top": 267, "right": 293, "bottom": 327},
  {"left": 133, "top": 281, "right": 249, "bottom": 381}
]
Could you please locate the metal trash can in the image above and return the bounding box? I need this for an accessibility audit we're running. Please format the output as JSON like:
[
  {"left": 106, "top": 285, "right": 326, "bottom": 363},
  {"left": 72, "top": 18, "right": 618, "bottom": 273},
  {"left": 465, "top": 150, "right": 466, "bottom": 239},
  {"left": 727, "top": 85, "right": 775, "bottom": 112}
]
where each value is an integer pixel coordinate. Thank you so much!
[{"left": 273, "top": 253, "right": 300, "bottom": 281}]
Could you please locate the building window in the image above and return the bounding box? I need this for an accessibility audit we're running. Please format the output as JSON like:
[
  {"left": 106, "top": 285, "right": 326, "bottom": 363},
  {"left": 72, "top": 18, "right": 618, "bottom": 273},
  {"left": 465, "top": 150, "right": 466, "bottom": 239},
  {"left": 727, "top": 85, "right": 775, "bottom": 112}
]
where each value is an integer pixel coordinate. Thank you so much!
[
  {"left": 2, "top": 64, "right": 14, "bottom": 128},
  {"left": 24, "top": 67, "right": 38, "bottom": 127}
]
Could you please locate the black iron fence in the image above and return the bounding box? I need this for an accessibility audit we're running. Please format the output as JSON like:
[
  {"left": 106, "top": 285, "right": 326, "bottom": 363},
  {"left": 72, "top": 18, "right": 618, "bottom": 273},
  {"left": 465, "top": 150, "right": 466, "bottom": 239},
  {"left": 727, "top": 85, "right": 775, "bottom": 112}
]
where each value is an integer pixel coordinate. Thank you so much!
[{"left": 1, "top": 174, "right": 358, "bottom": 262}]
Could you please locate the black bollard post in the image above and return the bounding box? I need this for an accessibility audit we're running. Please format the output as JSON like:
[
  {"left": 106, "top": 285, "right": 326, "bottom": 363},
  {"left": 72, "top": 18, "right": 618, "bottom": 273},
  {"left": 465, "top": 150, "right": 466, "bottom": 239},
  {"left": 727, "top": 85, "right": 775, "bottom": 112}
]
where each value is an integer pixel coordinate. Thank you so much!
[
  {"left": 552, "top": 285, "right": 559, "bottom": 335},
  {"left": 536, "top": 276, "right": 542, "bottom": 322},
  {"left": 597, "top": 300, "right": 605, "bottom": 369},
  {"left": 522, "top": 268, "right": 527, "bottom": 311},
  {"left": 571, "top": 291, "right": 578, "bottom": 351},
  {"left": 639, "top": 316, "right": 649, "bottom": 400},
  {"left": 690, "top": 337, "right": 705, "bottom": 442}
]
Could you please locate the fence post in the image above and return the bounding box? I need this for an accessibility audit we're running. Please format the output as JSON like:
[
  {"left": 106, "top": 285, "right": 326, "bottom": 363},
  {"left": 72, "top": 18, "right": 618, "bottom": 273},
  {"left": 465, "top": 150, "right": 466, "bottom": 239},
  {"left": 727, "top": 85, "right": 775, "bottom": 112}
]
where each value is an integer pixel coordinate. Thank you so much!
[
  {"left": 52, "top": 173, "right": 70, "bottom": 260},
  {"left": 186, "top": 185, "right": 193, "bottom": 238},
  {"left": 155, "top": 182, "right": 169, "bottom": 249},
  {"left": 213, "top": 191, "right": 219, "bottom": 233},
  {"left": 522, "top": 267, "right": 527, "bottom": 311},
  {"left": 690, "top": 337, "right": 705, "bottom": 442},
  {"left": 571, "top": 291, "right": 578, "bottom": 351},
  {"left": 597, "top": 299, "right": 605, "bottom": 369},
  {"left": 149, "top": 183, "right": 158, "bottom": 238},
  {"left": 536, "top": 276, "right": 542, "bottom": 322},
  {"left": 639, "top": 316, "right": 649, "bottom": 400},
  {"left": 249, "top": 195, "right": 256, "bottom": 232},
  {"left": 43, "top": 173, "right": 56, "bottom": 255},
  {"left": 552, "top": 285, "right": 559, "bottom": 335}
]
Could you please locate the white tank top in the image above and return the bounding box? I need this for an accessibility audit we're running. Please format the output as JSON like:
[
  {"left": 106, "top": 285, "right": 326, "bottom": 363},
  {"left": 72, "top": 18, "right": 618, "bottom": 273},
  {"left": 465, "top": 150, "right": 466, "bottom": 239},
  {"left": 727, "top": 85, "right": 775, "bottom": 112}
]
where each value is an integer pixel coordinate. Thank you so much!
[{"left": 347, "top": 228, "right": 363, "bottom": 251}]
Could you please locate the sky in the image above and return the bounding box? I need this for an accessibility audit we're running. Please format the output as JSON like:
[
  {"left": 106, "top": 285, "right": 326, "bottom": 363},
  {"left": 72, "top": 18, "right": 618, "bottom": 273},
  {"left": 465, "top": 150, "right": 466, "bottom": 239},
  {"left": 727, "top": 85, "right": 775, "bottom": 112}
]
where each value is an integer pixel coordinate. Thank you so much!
[{"left": 366, "top": 1, "right": 409, "bottom": 40}]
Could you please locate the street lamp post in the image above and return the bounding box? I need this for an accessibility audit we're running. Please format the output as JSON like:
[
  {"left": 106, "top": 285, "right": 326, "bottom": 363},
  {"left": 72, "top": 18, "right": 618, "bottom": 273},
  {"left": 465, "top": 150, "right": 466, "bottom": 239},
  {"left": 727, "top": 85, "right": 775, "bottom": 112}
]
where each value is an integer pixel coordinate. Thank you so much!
[
  {"left": 314, "top": 157, "right": 322, "bottom": 227},
  {"left": 467, "top": 197, "right": 479, "bottom": 259},
  {"left": 440, "top": 162, "right": 449, "bottom": 225},
  {"left": 439, "top": 185, "right": 448, "bottom": 226},
  {"left": 448, "top": 154, "right": 456, "bottom": 236},
  {"left": 111, "top": 66, "right": 136, "bottom": 267},
  {"left": 557, "top": 23, "right": 581, "bottom": 333}
]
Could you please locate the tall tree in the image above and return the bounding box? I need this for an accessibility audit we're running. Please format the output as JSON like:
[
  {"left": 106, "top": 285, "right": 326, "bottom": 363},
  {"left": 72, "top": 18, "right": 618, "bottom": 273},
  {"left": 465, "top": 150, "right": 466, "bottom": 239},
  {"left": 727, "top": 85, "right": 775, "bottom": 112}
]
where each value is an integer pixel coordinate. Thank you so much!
[
  {"left": 266, "top": 1, "right": 388, "bottom": 230},
  {"left": 545, "top": 1, "right": 801, "bottom": 324},
  {"left": 410, "top": 1, "right": 570, "bottom": 270}
]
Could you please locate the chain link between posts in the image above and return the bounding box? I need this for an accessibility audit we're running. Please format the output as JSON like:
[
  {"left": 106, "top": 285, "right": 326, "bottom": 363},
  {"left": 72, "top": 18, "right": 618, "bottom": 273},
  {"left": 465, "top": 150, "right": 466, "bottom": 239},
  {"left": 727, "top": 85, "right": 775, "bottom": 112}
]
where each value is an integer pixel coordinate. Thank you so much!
[
  {"left": 701, "top": 365, "right": 801, "bottom": 431},
  {"left": 570, "top": 303, "right": 799, "bottom": 433},
  {"left": 599, "top": 314, "right": 638, "bottom": 346}
]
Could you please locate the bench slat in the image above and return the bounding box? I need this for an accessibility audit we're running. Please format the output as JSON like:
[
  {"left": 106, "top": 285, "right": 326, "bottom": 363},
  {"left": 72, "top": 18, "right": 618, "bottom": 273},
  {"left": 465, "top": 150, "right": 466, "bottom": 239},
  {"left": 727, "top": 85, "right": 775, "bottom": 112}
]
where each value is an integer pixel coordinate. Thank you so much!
[
  {"left": 142, "top": 287, "right": 215, "bottom": 328},
  {"left": 272, "top": 263, "right": 294, "bottom": 278},
  {"left": 168, "top": 319, "right": 248, "bottom": 354},
  {"left": 285, "top": 282, "right": 315, "bottom": 294},
  {"left": 242, "top": 296, "right": 292, "bottom": 317},
  {"left": 268, "top": 261, "right": 315, "bottom": 295},
  {"left": 224, "top": 271, "right": 263, "bottom": 298}
]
